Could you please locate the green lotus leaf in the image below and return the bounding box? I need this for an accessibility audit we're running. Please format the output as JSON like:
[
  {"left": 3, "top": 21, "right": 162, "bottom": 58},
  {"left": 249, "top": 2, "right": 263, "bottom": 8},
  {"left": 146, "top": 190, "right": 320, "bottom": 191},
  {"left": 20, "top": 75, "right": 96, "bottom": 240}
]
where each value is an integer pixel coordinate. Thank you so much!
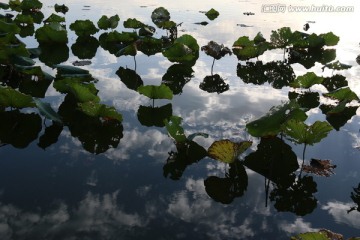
[
  {"left": 35, "top": 22, "right": 68, "bottom": 43},
  {"left": 208, "top": 139, "right": 252, "bottom": 163},
  {"left": 14, "top": 14, "right": 34, "bottom": 25},
  {"left": 0, "top": 3, "right": 9, "bottom": 9},
  {"left": 164, "top": 115, "right": 187, "bottom": 143},
  {"left": 53, "top": 76, "right": 95, "bottom": 93},
  {"left": 232, "top": 36, "right": 269, "bottom": 60},
  {"left": 163, "top": 34, "right": 199, "bottom": 64},
  {"left": 78, "top": 101, "right": 123, "bottom": 121},
  {"left": 319, "top": 32, "right": 339, "bottom": 46},
  {"left": 323, "top": 87, "right": 359, "bottom": 102},
  {"left": 320, "top": 104, "right": 358, "bottom": 131},
  {"left": 270, "top": 27, "right": 293, "bottom": 48},
  {"left": 115, "top": 43, "right": 137, "bottom": 57},
  {"left": 24, "top": 10, "right": 44, "bottom": 24},
  {"left": 290, "top": 72, "right": 324, "bottom": 89},
  {"left": 201, "top": 41, "right": 231, "bottom": 60},
  {"left": 322, "top": 60, "right": 352, "bottom": 71},
  {"left": 67, "top": 83, "right": 100, "bottom": 103},
  {"left": 162, "top": 63, "right": 194, "bottom": 95},
  {"left": 138, "top": 25, "right": 156, "bottom": 36},
  {"left": 9, "top": 0, "right": 21, "bottom": 12},
  {"left": 291, "top": 230, "right": 339, "bottom": 240},
  {"left": 254, "top": 32, "right": 266, "bottom": 44},
  {"left": 20, "top": 0, "right": 42, "bottom": 11},
  {"left": 156, "top": 20, "right": 176, "bottom": 29},
  {"left": 306, "top": 33, "right": 325, "bottom": 48},
  {"left": 54, "top": 4, "right": 68, "bottom": 14},
  {"left": 44, "top": 13, "right": 65, "bottom": 23},
  {"left": 137, "top": 37, "right": 162, "bottom": 56},
  {"left": 18, "top": 24, "right": 35, "bottom": 37},
  {"left": 282, "top": 120, "right": 333, "bottom": 145},
  {"left": 70, "top": 20, "right": 99, "bottom": 37},
  {"left": 0, "top": 21, "right": 20, "bottom": 34},
  {"left": 0, "top": 86, "right": 35, "bottom": 108},
  {"left": 97, "top": 15, "right": 120, "bottom": 30},
  {"left": 151, "top": 7, "right": 171, "bottom": 27},
  {"left": 137, "top": 84, "right": 173, "bottom": 100},
  {"left": 205, "top": 8, "right": 219, "bottom": 20},
  {"left": 55, "top": 65, "right": 90, "bottom": 76},
  {"left": 246, "top": 101, "right": 307, "bottom": 137},
  {"left": 10, "top": 55, "right": 35, "bottom": 66},
  {"left": 34, "top": 98, "right": 62, "bottom": 124},
  {"left": 123, "top": 18, "right": 145, "bottom": 29}
]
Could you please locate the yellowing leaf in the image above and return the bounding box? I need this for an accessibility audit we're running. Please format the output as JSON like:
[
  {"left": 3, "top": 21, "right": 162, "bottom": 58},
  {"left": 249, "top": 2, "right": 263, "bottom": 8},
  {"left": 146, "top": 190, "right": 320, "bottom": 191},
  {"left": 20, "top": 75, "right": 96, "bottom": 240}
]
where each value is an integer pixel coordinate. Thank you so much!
[{"left": 208, "top": 140, "right": 252, "bottom": 163}]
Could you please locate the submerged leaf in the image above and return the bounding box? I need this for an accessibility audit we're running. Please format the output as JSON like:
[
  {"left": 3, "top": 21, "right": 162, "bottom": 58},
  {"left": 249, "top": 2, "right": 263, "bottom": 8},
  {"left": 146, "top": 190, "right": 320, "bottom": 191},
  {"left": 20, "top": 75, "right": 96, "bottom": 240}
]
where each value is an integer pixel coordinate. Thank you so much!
[{"left": 208, "top": 139, "right": 252, "bottom": 163}]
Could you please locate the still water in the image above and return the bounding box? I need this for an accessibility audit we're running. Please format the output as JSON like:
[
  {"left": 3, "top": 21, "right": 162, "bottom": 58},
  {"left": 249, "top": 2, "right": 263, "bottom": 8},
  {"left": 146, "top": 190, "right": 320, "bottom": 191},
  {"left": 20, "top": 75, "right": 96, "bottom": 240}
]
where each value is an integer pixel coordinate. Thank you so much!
[{"left": 1, "top": 0, "right": 360, "bottom": 239}]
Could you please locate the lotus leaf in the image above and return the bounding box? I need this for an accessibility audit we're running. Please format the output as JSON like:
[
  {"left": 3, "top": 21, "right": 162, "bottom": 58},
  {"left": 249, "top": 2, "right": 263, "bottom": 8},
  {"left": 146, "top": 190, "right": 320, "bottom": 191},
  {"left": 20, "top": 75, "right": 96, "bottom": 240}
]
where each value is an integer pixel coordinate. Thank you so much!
[
  {"left": 97, "top": 15, "right": 120, "bottom": 30},
  {"left": 282, "top": 120, "right": 333, "bottom": 145},
  {"left": 290, "top": 72, "right": 324, "bottom": 89},
  {"left": 70, "top": 20, "right": 98, "bottom": 37},
  {"left": 208, "top": 139, "right": 252, "bottom": 163},
  {"left": 0, "top": 86, "right": 35, "bottom": 108},
  {"left": 137, "top": 84, "right": 173, "bottom": 100}
]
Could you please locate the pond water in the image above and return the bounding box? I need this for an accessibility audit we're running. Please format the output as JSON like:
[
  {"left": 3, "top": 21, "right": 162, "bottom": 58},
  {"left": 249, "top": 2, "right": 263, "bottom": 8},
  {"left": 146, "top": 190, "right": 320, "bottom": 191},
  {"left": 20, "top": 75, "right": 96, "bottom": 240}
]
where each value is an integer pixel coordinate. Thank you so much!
[{"left": 1, "top": 0, "right": 360, "bottom": 239}]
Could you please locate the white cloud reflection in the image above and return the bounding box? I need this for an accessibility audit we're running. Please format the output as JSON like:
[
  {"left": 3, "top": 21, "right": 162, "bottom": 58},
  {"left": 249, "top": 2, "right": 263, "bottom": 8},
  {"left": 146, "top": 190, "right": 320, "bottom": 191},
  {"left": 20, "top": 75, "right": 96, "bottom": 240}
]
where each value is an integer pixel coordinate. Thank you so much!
[{"left": 322, "top": 201, "right": 360, "bottom": 230}]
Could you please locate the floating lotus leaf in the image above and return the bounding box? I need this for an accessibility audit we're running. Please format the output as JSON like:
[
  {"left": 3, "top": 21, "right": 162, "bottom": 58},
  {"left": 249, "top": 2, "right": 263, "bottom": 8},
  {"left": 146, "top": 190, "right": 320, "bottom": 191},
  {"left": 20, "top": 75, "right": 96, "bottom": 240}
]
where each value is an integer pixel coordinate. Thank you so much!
[
  {"left": 78, "top": 101, "right": 123, "bottom": 121},
  {"left": 70, "top": 20, "right": 98, "bottom": 37},
  {"left": 0, "top": 20, "right": 20, "bottom": 34},
  {"left": 9, "top": 0, "right": 21, "bottom": 12},
  {"left": 320, "top": 104, "right": 358, "bottom": 131},
  {"left": 323, "top": 87, "right": 359, "bottom": 102},
  {"left": 123, "top": 18, "right": 145, "bottom": 29},
  {"left": 97, "top": 15, "right": 120, "bottom": 30},
  {"left": 282, "top": 120, "right": 333, "bottom": 145},
  {"left": 164, "top": 116, "right": 187, "bottom": 143},
  {"left": 307, "top": 33, "right": 325, "bottom": 48},
  {"left": 319, "top": 32, "right": 339, "bottom": 46},
  {"left": 137, "top": 84, "right": 173, "bottom": 100},
  {"left": 204, "top": 8, "right": 219, "bottom": 20},
  {"left": 44, "top": 13, "right": 65, "bottom": 24},
  {"left": 20, "top": 0, "right": 42, "bottom": 11},
  {"left": 270, "top": 27, "right": 293, "bottom": 48},
  {"left": 290, "top": 72, "right": 324, "bottom": 89},
  {"left": 246, "top": 101, "right": 307, "bottom": 138},
  {"left": 35, "top": 22, "right": 68, "bottom": 43},
  {"left": 137, "top": 37, "right": 162, "bottom": 56},
  {"left": 208, "top": 139, "right": 252, "bottom": 163},
  {"left": 34, "top": 98, "right": 62, "bottom": 124},
  {"left": 163, "top": 34, "right": 199, "bottom": 65},
  {"left": 14, "top": 14, "right": 34, "bottom": 25},
  {"left": 0, "top": 86, "right": 35, "bottom": 108},
  {"left": 151, "top": 7, "right": 170, "bottom": 27},
  {"left": 201, "top": 41, "right": 231, "bottom": 60},
  {"left": 53, "top": 76, "right": 95, "bottom": 94},
  {"left": 232, "top": 36, "right": 269, "bottom": 60},
  {"left": 23, "top": 10, "right": 44, "bottom": 24},
  {"left": 67, "top": 83, "right": 99, "bottom": 103},
  {"left": 54, "top": 4, "right": 68, "bottom": 14}
]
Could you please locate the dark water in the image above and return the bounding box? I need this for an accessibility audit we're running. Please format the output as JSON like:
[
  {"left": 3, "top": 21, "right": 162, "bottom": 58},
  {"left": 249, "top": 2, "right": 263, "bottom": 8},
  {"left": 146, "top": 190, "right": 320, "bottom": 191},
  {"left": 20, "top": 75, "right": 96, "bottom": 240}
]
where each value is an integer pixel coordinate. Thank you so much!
[{"left": 1, "top": 0, "right": 360, "bottom": 239}]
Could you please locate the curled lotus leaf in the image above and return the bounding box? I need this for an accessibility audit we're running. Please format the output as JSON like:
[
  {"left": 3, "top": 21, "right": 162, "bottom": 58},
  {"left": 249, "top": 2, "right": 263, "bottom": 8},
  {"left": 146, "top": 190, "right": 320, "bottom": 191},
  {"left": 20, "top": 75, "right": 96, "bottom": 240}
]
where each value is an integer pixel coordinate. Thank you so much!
[{"left": 201, "top": 41, "right": 231, "bottom": 60}]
